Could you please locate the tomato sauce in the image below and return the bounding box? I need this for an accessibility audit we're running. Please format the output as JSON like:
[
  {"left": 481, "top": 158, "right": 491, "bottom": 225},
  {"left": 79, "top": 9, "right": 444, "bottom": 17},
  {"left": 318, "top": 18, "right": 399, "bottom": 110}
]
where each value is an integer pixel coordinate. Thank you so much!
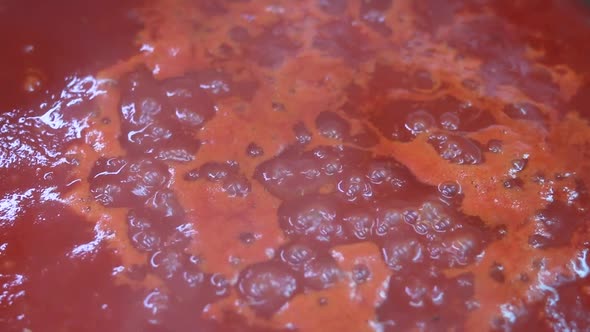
[{"left": 1, "top": 0, "right": 589, "bottom": 331}]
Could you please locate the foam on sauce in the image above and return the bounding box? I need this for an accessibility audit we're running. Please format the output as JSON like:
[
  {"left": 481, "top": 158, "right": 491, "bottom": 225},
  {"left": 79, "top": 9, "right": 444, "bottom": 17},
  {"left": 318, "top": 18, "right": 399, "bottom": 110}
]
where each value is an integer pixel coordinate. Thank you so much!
[{"left": 1, "top": 0, "right": 590, "bottom": 331}]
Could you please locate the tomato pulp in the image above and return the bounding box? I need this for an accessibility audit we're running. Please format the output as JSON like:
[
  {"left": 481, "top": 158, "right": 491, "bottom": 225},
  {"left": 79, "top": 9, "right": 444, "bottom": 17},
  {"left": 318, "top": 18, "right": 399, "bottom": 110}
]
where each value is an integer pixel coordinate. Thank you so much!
[{"left": 1, "top": 0, "right": 590, "bottom": 331}]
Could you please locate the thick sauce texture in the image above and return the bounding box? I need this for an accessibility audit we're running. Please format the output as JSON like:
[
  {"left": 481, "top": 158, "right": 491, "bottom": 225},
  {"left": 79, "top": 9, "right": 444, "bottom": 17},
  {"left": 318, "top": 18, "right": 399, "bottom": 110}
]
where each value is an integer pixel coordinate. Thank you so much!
[{"left": 1, "top": 0, "right": 590, "bottom": 331}]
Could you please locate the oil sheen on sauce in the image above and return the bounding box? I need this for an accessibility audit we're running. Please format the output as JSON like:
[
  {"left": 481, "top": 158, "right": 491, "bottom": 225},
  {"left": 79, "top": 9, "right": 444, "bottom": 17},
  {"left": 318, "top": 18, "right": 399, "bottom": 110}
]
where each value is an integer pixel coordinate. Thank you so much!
[{"left": 1, "top": 0, "right": 590, "bottom": 331}]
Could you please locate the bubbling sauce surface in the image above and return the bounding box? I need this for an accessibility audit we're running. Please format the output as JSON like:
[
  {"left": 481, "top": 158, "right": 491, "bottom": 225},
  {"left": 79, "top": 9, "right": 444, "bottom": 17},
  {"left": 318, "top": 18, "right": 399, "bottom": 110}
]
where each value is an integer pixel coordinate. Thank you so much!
[{"left": 1, "top": 0, "right": 590, "bottom": 331}]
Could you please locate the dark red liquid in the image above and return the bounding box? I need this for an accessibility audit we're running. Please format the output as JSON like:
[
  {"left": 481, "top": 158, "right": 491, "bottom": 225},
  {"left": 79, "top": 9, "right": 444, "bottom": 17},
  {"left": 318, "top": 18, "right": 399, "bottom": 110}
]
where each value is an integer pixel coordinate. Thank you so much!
[{"left": 1, "top": 1, "right": 590, "bottom": 331}]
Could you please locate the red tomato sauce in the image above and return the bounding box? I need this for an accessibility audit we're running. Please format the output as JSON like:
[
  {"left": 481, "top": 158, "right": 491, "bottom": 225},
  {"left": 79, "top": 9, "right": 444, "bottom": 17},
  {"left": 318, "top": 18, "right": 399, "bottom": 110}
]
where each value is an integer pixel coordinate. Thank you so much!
[{"left": 1, "top": 0, "right": 590, "bottom": 331}]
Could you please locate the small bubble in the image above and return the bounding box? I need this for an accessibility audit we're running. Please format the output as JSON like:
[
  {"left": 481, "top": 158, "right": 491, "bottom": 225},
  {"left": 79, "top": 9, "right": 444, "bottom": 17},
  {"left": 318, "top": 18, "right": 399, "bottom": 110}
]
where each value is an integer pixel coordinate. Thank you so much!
[
  {"left": 246, "top": 142, "right": 264, "bottom": 157},
  {"left": 429, "top": 133, "right": 483, "bottom": 165},
  {"left": 23, "top": 44, "right": 35, "bottom": 54},
  {"left": 438, "top": 181, "right": 462, "bottom": 198},
  {"left": 272, "top": 102, "right": 286, "bottom": 112},
  {"left": 351, "top": 263, "right": 371, "bottom": 284},
  {"left": 555, "top": 172, "right": 573, "bottom": 181},
  {"left": 465, "top": 300, "right": 480, "bottom": 311},
  {"left": 293, "top": 122, "right": 312, "bottom": 144},
  {"left": 489, "top": 262, "right": 505, "bottom": 283},
  {"left": 503, "top": 178, "right": 524, "bottom": 189},
  {"left": 405, "top": 110, "right": 435, "bottom": 135},
  {"left": 494, "top": 225, "right": 508, "bottom": 239},
  {"left": 229, "top": 256, "right": 242, "bottom": 266},
  {"left": 143, "top": 289, "right": 169, "bottom": 315},
  {"left": 239, "top": 232, "right": 257, "bottom": 245},
  {"left": 222, "top": 174, "right": 251, "bottom": 197},
  {"left": 189, "top": 255, "right": 202, "bottom": 265},
  {"left": 532, "top": 172, "right": 546, "bottom": 184},
  {"left": 510, "top": 159, "right": 528, "bottom": 173},
  {"left": 23, "top": 69, "right": 44, "bottom": 93},
  {"left": 184, "top": 169, "right": 200, "bottom": 181},
  {"left": 183, "top": 270, "right": 205, "bottom": 287},
  {"left": 531, "top": 258, "right": 545, "bottom": 269},
  {"left": 316, "top": 111, "right": 350, "bottom": 140},
  {"left": 487, "top": 139, "right": 503, "bottom": 153},
  {"left": 504, "top": 103, "right": 543, "bottom": 122},
  {"left": 440, "top": 112, "right": 460, "bottom": 131},
  {"left": 210, "top": 273, "right": 230, "bottom": 296}
]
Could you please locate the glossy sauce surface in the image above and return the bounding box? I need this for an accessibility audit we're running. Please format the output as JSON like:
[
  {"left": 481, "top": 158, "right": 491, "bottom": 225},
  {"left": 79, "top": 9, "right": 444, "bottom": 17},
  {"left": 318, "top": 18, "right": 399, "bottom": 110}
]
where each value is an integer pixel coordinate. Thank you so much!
[{"left": 1, "top": 0, "right": 590, "bottom": 331}]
